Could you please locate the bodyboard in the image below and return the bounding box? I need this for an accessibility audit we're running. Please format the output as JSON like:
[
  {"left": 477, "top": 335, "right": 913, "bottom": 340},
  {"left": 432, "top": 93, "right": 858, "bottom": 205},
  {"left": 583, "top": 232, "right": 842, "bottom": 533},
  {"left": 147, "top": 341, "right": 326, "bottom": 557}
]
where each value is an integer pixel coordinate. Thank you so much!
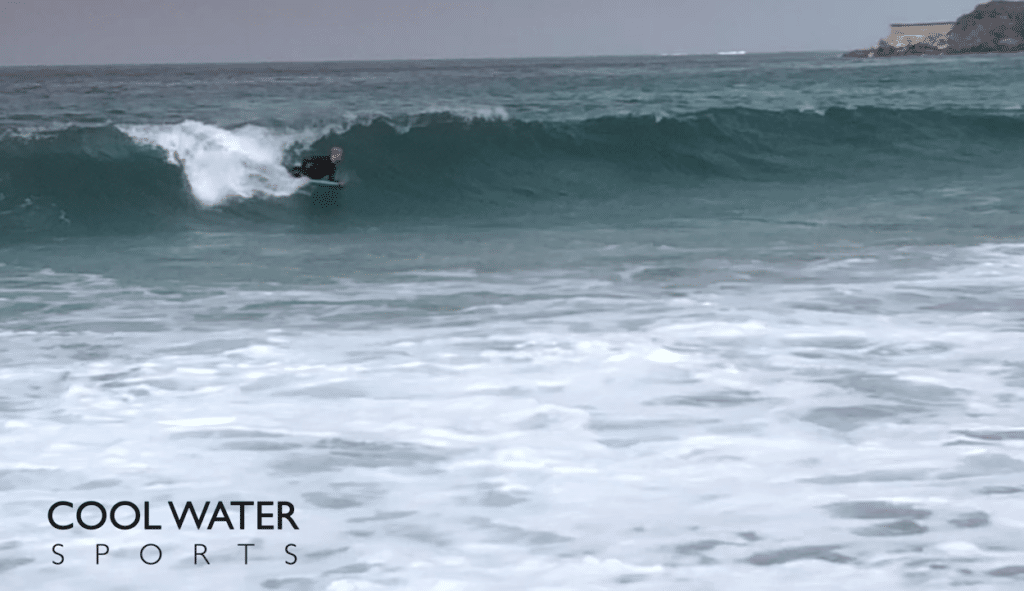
[{"left": 307, "top": 179, "right": 344, "bottom": 188}]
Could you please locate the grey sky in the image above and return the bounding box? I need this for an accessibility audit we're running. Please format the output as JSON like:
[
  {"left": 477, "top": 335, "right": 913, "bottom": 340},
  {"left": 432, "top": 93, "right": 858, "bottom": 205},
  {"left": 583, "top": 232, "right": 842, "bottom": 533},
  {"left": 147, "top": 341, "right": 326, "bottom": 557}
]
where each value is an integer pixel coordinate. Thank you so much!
[{"left": 0, "top": 0, "right": 978, "bottom": 66}]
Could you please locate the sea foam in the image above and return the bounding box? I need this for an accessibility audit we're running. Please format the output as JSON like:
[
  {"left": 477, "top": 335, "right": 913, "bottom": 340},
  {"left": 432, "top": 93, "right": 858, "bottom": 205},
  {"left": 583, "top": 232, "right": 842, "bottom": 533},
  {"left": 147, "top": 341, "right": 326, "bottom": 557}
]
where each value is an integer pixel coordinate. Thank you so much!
[{"left": 119, "top": 121, "right": 314, "bottom": 206}]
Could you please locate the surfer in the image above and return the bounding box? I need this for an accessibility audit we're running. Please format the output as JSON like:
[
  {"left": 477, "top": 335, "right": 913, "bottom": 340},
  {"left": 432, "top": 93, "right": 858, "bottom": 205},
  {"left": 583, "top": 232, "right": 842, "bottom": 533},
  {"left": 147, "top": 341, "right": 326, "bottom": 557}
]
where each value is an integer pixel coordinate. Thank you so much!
[{"left": 290, "top": 146, "right": 343, "bottom": 182}]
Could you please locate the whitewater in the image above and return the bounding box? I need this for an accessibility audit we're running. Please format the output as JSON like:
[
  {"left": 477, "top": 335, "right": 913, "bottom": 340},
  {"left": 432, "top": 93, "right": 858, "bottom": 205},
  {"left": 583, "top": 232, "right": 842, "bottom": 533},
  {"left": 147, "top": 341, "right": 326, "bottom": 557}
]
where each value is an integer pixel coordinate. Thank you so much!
[{"left": 2, "top": 53, "right": 1024, "bottom": 590}]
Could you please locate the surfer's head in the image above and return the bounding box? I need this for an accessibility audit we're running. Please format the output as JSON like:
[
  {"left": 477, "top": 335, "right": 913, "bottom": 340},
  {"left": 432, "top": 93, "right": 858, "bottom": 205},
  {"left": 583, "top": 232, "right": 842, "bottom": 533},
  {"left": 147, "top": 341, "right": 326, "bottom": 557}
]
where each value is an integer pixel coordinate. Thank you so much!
[{"left": 330, "top": 146, "right": 344, "bottom": 163}]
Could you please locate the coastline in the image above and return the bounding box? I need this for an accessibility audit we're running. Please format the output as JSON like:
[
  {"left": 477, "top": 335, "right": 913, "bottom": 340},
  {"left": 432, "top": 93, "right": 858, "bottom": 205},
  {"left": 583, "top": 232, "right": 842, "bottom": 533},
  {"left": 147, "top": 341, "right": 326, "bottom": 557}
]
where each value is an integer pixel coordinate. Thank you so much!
[{"left": 845, "top": 1, "right": 1024, "bottom": 58}]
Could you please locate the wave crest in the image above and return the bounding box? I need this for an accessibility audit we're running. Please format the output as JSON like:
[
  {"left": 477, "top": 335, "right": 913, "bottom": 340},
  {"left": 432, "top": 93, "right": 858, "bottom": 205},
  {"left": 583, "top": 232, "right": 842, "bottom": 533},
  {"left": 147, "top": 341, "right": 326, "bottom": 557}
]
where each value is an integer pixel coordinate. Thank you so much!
[
  {"left": 3, "top": 107, "right": 1024, "bottom": 240},
  {"left": 120, "top": 121, "right": 313, "bottom": 206}
]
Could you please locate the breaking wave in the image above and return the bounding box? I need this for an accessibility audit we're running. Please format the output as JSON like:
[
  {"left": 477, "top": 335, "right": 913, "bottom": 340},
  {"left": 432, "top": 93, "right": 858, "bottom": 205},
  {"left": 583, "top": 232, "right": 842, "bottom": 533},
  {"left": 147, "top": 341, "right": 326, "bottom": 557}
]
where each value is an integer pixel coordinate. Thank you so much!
[{"left": 2, "top": 106, "right": 1024, "bottom": 240}]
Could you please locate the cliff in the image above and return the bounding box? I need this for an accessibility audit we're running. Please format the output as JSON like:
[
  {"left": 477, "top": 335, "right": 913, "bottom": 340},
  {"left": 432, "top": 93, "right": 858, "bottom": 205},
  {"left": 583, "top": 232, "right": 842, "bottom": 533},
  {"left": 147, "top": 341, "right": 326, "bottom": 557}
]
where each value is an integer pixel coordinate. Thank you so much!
[{"left": 845, "top": 1, "right": 1024, "bottom": 57}]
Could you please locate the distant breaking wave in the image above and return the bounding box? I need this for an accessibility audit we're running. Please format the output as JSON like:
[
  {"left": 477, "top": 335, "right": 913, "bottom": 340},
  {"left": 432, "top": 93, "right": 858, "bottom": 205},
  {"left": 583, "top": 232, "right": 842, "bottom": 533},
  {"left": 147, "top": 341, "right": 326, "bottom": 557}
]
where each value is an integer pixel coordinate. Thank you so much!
[{"left": 2, "top": 107, "right": 1024, "bottom": 240}]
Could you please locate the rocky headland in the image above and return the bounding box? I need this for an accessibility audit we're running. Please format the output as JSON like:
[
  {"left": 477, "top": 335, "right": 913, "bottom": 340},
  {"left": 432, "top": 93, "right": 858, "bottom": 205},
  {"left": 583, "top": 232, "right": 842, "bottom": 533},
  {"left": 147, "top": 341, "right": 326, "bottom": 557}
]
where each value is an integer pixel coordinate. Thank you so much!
[{"left": 845, "top": 1, "right": 1024, "bottom": 57}]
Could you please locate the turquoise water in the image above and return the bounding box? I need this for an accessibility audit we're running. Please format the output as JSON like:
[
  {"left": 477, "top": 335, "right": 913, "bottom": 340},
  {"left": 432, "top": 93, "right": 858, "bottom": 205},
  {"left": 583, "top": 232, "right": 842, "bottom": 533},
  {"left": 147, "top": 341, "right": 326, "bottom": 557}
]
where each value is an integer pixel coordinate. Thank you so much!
[{"left": 2, "top": 53, "right": 1024, "bottom": 590}]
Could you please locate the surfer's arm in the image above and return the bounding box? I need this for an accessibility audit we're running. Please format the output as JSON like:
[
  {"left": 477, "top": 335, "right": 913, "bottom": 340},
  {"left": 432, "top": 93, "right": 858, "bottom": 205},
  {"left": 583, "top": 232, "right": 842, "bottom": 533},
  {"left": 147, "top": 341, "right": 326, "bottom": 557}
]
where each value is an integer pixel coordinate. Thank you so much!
[{"left": 290, "top": 158, "right": 312, "bottom": 178}]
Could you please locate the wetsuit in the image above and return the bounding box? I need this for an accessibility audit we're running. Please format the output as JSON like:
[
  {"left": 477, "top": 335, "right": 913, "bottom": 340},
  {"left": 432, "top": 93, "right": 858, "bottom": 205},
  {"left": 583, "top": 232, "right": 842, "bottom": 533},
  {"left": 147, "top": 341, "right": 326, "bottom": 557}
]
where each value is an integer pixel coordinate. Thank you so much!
[{"left": 290, "top": 156, "right": 337, "bottom": 181}]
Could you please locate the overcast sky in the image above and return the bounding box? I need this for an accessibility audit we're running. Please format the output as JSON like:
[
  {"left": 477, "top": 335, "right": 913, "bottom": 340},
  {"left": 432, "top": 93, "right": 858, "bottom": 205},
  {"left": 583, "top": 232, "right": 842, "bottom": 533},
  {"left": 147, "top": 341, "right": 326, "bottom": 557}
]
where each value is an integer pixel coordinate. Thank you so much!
[{"left": 0, "top": 0, "right": 979, "bottom": 66}]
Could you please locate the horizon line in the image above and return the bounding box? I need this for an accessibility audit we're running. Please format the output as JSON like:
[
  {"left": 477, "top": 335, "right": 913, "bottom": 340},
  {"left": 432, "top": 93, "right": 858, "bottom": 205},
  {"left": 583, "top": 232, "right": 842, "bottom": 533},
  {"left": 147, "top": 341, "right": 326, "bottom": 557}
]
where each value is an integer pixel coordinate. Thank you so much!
[{"left": 0, "top": 50, "right": 848, "bottom": 69}]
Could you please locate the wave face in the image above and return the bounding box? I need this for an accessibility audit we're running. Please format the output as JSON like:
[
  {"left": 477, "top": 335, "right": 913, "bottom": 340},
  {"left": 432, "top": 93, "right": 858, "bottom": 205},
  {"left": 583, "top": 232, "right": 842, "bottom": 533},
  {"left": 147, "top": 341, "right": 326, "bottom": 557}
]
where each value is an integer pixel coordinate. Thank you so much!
[
  {"left": 3, "top": 106, "right": 1024, "bottom": 239},
  {"left": 0, "top": 126, "right": 194, "bottom": 241}
]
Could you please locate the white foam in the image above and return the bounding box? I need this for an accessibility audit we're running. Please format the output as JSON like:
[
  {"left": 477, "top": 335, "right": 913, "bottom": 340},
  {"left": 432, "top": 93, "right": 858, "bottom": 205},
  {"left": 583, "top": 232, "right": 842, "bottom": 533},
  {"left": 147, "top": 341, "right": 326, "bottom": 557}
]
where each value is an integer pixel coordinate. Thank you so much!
[
  {"left": 119, "top": 121, "right": 315, "bottom": 206},
  {"left": 158, "top": 417, "right": 235, "bottom": 427},
  {"left": 646, "top": 348, "right": 684, "bottom": 364}
]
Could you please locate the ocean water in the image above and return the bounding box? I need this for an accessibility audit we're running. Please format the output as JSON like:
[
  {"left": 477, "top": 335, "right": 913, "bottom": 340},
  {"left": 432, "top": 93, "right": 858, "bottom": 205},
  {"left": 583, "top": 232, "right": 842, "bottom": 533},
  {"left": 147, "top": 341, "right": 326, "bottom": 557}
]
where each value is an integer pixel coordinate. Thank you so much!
[{"left": 2, "top": 52, "right": 1024, "bottom": 590}]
